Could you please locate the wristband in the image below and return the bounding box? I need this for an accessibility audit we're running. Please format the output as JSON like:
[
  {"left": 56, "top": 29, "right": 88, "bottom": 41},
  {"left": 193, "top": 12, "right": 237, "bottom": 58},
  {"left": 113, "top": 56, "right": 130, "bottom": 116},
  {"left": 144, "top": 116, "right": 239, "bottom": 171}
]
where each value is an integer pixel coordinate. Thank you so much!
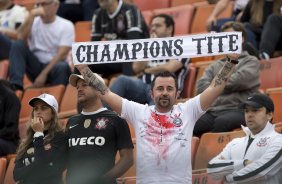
[{"left": 33, "top": 131, "right": 44, "bottom": 138}]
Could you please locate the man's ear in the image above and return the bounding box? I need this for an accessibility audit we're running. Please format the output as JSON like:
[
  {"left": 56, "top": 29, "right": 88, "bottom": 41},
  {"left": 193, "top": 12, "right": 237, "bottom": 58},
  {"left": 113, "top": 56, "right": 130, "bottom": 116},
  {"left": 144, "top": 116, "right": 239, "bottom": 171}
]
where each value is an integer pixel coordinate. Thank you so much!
[{"left": 150, "top": 90, "right": 153, "bottom": 99}]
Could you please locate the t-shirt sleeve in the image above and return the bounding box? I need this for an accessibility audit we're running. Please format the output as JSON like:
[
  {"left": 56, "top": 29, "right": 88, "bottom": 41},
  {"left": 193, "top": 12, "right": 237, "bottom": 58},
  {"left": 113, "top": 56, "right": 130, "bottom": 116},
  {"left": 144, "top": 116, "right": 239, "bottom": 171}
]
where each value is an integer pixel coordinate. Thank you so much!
[
  {"left": 121, "top": 98, "right": 146, "bottom": 128},
  {"left": 115, "top": 117, "right": 134, "bottom": 150},
  {"left": 59, "top": 20, "right": 75, "bottom": 46},
  {"left": 126, "top": 6, "right": 144, "bottom": 33},
  {"left": 181, "top": 95, "right": 205, "bottom": 126}
]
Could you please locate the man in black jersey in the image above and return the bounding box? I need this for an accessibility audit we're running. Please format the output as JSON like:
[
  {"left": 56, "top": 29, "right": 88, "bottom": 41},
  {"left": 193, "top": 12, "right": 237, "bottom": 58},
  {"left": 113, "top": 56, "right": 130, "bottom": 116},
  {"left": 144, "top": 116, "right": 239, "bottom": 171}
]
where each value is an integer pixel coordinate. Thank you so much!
[
  {"left": 85, "top": 0, "right": 149, "bottom": 77},
  {"left": 66, "top": 74, "right": 134, "bottom": 184}
]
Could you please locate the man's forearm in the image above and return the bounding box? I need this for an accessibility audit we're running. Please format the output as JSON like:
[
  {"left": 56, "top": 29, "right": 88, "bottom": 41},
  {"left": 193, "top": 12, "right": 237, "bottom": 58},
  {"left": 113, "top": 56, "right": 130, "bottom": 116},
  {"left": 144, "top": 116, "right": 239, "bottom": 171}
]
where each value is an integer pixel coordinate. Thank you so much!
[
  {"left": 80, "top": 67, "right": 109, "bottom": 95},
  {"left": 17, "top": 13, "right": 35, "bottom": 40}
]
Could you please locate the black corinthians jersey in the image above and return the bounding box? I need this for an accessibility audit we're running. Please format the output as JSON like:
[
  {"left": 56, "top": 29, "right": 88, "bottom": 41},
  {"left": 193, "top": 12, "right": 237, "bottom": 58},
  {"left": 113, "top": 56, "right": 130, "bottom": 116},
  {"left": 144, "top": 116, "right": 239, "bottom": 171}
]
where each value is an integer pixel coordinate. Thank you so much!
[
  {"left": 66, "top": 108, "right": 133, "bottom": 184},
  {"left": 91, "top": 0, "right": 149, "bottom": 41}
]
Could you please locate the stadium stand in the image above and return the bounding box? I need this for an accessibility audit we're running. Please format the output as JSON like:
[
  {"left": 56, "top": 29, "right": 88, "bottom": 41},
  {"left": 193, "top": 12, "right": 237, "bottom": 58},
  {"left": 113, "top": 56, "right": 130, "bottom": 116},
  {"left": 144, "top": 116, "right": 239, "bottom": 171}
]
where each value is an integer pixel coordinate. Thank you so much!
[{"left": 193, "top": 131, "right": 245, "bottom": 170}]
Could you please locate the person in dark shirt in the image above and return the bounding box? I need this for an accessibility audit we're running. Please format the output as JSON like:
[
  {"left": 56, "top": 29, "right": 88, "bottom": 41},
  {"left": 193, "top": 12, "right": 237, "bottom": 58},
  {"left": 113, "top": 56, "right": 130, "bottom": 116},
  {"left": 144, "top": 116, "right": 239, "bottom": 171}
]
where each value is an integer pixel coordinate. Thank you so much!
[
  {"left": 0, "top": 79, "right": 20, "bottom": 156},
  {"left": 13, "top": 93, "right": 67, "bottom": 184},
  {"left": 86, "top": 0, "right": 149, "bottom": 77},
  {"left": 66, "top": 74, "right": 134, "bottom": 184}
]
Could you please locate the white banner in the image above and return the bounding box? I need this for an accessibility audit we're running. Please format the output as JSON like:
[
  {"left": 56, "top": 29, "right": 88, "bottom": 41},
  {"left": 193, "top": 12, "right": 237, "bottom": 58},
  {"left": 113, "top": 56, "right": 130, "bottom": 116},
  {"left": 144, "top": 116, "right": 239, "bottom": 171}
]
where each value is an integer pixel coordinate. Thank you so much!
[{"left": 72, "top": 32, "right": 242, "bottom": 65}]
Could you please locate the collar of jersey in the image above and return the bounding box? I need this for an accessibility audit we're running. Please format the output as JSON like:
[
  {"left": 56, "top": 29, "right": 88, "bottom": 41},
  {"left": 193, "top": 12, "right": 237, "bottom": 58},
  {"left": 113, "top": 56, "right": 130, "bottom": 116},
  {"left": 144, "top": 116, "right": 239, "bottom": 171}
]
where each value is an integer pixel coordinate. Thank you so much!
[{"left": 81, "top": 107, "right": 107, "bottom": 115}]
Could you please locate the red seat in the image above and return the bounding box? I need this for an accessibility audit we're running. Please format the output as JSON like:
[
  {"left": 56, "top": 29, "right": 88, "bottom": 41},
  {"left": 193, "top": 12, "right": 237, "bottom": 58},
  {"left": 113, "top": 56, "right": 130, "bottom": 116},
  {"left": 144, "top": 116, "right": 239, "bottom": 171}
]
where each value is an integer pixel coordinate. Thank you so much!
[
  {"left": 133, "top": 0, "right": 170, "bottom": 11},
  {"left": 58, "top": 84, "right": 78, "bottom": 119},
  {"left": 153, "top": 5, "right": 195, "bottom": 35},
  {"left": 193, "top": 131, "right": 245, "bottom": 170},
  {"left": 141, "top": 10, "right": 154, "bottom": 26},
  {"left": 74, "top": 21, "right": 92, "bottom": 42},
  {"left": 259, "top": 57, "right": 282, "bottom": 92},
  {"left": 19, "top": 85, "right": 66, "bottom": 123},
  {"left": 181, "top": 64, "right": 196, "bottom": 98},
  {"left": 266, "top": 87, "right": 282, "bottom": 123}
]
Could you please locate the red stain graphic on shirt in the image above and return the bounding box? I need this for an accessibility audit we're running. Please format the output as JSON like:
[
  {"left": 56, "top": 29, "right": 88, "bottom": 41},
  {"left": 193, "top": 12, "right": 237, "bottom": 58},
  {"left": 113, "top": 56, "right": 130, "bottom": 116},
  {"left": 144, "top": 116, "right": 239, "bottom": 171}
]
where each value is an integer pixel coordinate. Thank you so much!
[{"left": 145, "top": 111, "right": 175, "bottom": 166}]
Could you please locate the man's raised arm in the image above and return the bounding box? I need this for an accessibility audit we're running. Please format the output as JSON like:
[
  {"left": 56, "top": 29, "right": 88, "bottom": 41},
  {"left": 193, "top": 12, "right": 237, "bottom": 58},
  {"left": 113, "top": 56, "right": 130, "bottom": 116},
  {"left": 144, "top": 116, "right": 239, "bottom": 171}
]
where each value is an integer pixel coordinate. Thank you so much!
[{"left": 76, "top": 65, "right": 123, "bottom": 114}]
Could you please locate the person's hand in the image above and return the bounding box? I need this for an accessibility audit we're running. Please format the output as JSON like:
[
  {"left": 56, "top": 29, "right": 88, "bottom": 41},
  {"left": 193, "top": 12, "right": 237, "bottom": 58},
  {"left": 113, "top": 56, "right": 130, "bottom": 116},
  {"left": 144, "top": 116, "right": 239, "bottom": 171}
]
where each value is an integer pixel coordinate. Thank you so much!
[
  {"left": 33, "top": 72, "right": 47, "bottom": 87},
  {"left": 31, "top": 7, "right": 45, "bottom": 17},
  {"left": 206, "top": 16, "right": 217, "bottom": 32},
  {"left": 243, "top": 159, "right": 252, "bottom": 166},
  {"left": 150, "top": 32, "right": 158, "bottom": 38},
  {"left": 31, "top": 117, "right": 44, "bottom": 132}
]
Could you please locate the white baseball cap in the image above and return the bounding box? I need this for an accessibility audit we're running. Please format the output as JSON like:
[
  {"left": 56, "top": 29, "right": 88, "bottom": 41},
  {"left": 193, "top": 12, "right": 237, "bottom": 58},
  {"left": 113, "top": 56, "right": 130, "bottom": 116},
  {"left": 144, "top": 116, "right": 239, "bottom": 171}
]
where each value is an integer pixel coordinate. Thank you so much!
[
  {"left": 29, "top": 93, "right": 59, "bottom": 112},
  {"left": 69, "top": 73, "right": 105, "bottom": 87}
]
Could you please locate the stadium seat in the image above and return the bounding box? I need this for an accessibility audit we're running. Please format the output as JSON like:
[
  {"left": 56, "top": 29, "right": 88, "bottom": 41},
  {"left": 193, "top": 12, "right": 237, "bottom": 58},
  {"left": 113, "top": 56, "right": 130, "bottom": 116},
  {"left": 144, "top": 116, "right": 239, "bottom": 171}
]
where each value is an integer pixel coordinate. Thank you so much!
[
  {"left": 141, "top": 10, "right": 154, "bottom": 26},
  {"left": 191, "top": 136, "right": 200, "bottom": 167},
  {"left": 19, "top": 85, "right": 66, "bottom": 123},
  {"left": 181, "top": 64, "right": 196, "bottom": 98},
  {"left": 170, "top": 0, "right": 207, "bottom": 7},
  {"left": 193, "top": 131, "right": 245, "bottom": 170},
  {"left": 266, "top": 87, "right": 282, "bottom": 123},
  {"left": 0, "top": 158, "right": 7, "bottom": 184},
  {"left": 3, "top": 157, "right": 16, "bottom": 184},
  {"left": 133, "top": 0, "right": 170, "bottom": 11},
  {"left": 58, "top": 84, "right": 78, "bottom": 119},
  {"left": 274, "top": 122, "right": 282, "bottom": 133},
  {"left": 259, "top": 57, "right": 282, "bottom": 92},
  {"left": 153, "top": 5, "right": 195, "bottom": 35},
  {"left": 190, "top": 3, "right": 233, "bottom": 34},
  {"left": 18, "top": 121, "right": 29, "bottom": 139},
  {"left": 74, "top": 21, "right": 92, "bottom": 42},
  {"left": 0, "top": 60, "right": 9, "bottom": 80}
]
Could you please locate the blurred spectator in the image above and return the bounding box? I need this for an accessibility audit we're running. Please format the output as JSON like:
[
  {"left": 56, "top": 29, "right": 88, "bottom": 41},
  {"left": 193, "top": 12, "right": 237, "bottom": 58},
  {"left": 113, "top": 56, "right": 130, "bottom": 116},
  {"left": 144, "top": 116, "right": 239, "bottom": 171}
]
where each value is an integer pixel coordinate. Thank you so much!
[
  {"left": 221, "top": 21, "right": 258, "bottom": 58},
  {"left": 80, "top": 0, "right": 149, "bottom": 78},
  {"left": 206, "top": 0, "right": 249, "bottom": 32},
  {"left": 193, "top": 22, "right": 260, "bottom": 137},
  {"left": 13, "top": 93, "right": 67, "bottom": 184},
  {"left": 110, "top": 14, "right": 189, "bottom": 105},
  {"left": 0, "top": 0, "right": 28, "bottom": 60},
  {"left": 259, "top": 14, "right": 282, "bottom": 60},
  {"left": 8, "top": 0, "right": 74, "bottom": 91},
  {"left": 57, "top": 0, "right": 99, "bottom": 23},
  {"left": 0, "top": 79, "right": 20, "bottom": 156},
  {"left": 240, "top": 0, "right": 282, "bottom": 49}
]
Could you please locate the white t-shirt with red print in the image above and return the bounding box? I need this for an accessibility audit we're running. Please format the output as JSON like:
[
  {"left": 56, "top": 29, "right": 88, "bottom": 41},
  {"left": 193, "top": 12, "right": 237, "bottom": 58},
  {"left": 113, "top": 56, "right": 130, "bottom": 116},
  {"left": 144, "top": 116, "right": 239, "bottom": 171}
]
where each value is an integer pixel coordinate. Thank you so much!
[{"left": 121, "top": 95, "right": 205, "bottom": 184}]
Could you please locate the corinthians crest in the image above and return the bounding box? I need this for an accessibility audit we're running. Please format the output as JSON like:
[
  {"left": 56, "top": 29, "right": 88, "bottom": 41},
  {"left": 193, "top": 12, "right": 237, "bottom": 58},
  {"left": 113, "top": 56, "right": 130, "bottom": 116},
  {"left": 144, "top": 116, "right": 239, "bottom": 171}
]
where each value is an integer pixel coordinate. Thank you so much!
[
  {"left": 96, "top": 118, "right": 109, "bottom": 130},
  {"left": 84, "top": 119, "right": 91, "bottom": 128}
]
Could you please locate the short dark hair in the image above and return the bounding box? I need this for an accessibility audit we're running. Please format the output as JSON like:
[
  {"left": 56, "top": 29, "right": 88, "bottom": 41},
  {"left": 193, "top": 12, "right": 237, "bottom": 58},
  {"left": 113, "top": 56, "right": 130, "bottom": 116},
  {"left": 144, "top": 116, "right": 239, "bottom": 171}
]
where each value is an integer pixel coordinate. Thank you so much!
[
  {"left": 221, "top": 21, "right": 246, "bottom": 39},
  {"left": 152, "top": 14, "right": 175, "bottom": 36},
  {"left": 151, "top": 71, "right": 178, "bottom": 91}
]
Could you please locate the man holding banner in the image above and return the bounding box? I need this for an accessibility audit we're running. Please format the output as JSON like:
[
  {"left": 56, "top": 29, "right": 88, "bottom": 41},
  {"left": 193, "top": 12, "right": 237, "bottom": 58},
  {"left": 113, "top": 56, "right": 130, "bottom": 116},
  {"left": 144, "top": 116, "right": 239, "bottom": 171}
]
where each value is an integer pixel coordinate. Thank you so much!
[
  {"left": 110, "top": 14, "right": 189, "bottom": 105},
  {"left": 72, "top": 30, "right": 242, "bottom": 183}
]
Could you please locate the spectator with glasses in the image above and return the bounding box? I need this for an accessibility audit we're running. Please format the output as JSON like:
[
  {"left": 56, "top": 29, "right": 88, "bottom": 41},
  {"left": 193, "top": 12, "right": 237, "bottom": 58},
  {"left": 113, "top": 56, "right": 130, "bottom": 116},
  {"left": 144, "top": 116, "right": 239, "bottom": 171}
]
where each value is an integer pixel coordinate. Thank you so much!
[{"left": 8, "top": 0, "right": 74, "bottom": 91}]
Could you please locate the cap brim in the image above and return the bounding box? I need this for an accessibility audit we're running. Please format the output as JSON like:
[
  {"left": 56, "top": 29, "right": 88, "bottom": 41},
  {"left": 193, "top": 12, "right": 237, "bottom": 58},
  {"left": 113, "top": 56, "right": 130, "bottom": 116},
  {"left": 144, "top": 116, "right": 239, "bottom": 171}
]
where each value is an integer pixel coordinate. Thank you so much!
[
  {"left": 240, "top": 101, "right": 263, "bottom": 109},
  {"left": 69, "top": 74, "right": 85, "bottom": 87},
  {"left": 29, "top": 97, "right": 42, "bottom": 107}
]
